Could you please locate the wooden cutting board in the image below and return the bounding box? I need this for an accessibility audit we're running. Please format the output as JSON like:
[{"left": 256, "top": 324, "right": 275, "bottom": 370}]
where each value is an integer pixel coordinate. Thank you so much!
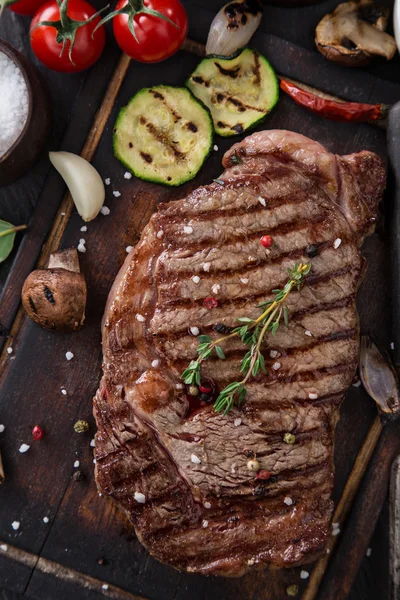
[{"left": 1, "top": 4, "right": 400, "bottom": 599}]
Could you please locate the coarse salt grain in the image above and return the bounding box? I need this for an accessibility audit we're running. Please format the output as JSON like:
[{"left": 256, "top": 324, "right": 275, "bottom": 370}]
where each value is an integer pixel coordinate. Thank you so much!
[
  {"left": 272, "top": 362, "right": 281, "bottom": 371},
  {"left": 126, "top": 246, "right": 133, "bottom": 253},
  {"left": 234, "top": 418, "right": 242, "bottom": 427},
  {"left": 211, "top": 284, "right": 221, "bottom": 294},
  {"left": 101, "top": 206, "right": 110, "bottom": 215},
  {"left": 0, "top": 425, "right": 4, "bottom": 433},
  {"left": 134, "top": 492, "right": 146, "bottom": 503},
  {"left": 151, "top": 359, "right": 160, "bottom": 368},
  {"left": 204, "top": 501, "right": 211, "bottom": 509},
  {"left": 93, "top": 458, "right": 96, "bottom": 464},
  {"left": 332, "top": 522, "right": 339, "bottom": 528},
  {"left": 247, "top": 558, "right": 255, "bottom": 566},
  {"left": 80, "top": 225, "right": 87, "bottom": 232},
  {"left": 66, "top": 351, "right": 74, "bottom": 361},
  {"left": 213, "top": 145, "right": 218, "bottom": 151},
  {"left": 284, "top": 496, "right": 293, "bottom": 506},
  {"left": 136, "top": 314, "right": 145, "bottom": 322},
  {"left": 192, "top": 275, "right": 200, "bottom": 284},
  {"left": 74, "top": 460, "right": 79, "bottom": 468},
  {"left": 190, "top": 326, "right": 199, "bottom": 336},
  {"left": 19, "top": 444, "right": 30, "bottom": 453},
  {"left": 366, "top": 548, "right": 372, "bottom": 557},
  {"left": 77, "top": 243, "right": 86, "bottom": 253},
  {"left": 203, "top": 262, "right": 211, "bottom": 272},
  {"left": 391, "top": 342, "right": 395, "bottom": 350},
  {"left": 124, "top": 171, "right": 132, "bottom": 179},
  {"left": 305, "top": 330, "right": 312, "bottom": 337},
  {"left": 191, "top": 454, "right": 201, "bottom": 464},
  {"left": 176, "top": 383, "right": 184, "bottom": 390},
  {"left": 7, "top": 347, "right": 12, "bottom": 354},
  {"left": 184, "top": 226, "right": 193, "bottom": 234},
  {"left": 43, "top": 517, "right": 49, "bottom": 524},
  {"left": 202, "top": 520, "right": 208, "bottom": 528},
  {"left": 258, "top": 196, "right": 266, "bottom": 207},
  {"left": 308, "top": 393, "right": 318, "bottom": 400},
  {"left": 61, "top": 388, "right": 67, "bottom": 395},
  {"left": 0, "top": 52, "right": 29, "bottom": 157},
  {"left": 333, "top": 238, "right": 342, "bottom": 249},
  {"left": 79, "top": 238, "right": 85, "bottom": 245},
  {"left": 11, "top": 521, "right": 20, "bottom": 530},
  {"left": 104, "top": 178, "right": 110, "bottom": 185},
  {"left": 102, "top": 584, "right": 109, "bottom": 590},
  {"left": 353, "top": 380, "right": 362, "bottom": 388},
  {"left": 90, "top": 439, "right": 95, "bottom": 447},
  {"left": 113, "top": 191, "right": 121, "bottom": 197},
  {"left": 332, "top": 528, "right": 340, "bottom": 536},
  {"left": 300, "top": 570, "right": 309, "bottom": 580},
  {"left": 0, "top": 544, "right": 8, "bottom": 551},
  {"left": 157, "top": 229, "right": 164, "bottom": 239},
  {"left": 240, "top": 278, "right": 249, "bottom": 284},
  {"left": 269, "top": 350, "right": 279, "bottom": 358}
]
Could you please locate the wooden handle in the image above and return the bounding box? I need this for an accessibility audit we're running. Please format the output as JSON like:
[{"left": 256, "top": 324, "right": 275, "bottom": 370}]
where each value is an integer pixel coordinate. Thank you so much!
[
  {"left": 388, "top": 102, "right": 400, "bottom": 367},
  {"left": 302, "top": 416, "right": 383, "bottom": 600},
  {"left": 390, "top": 455, "right": 400, "bottom": 600}
]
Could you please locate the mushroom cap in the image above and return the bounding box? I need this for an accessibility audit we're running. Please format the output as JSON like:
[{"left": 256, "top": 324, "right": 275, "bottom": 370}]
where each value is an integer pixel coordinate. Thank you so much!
[
  {"left": 22, "top": 268, "right": 87, "bottom": 331},
  {"left": 315, "top": 0, "right": 396, "bottom": 67}
]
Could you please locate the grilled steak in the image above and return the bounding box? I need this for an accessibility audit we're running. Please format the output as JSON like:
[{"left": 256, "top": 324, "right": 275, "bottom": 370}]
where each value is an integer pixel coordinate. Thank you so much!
[{"left": 93, "top": 130, "right": 385, "bottom": 576}]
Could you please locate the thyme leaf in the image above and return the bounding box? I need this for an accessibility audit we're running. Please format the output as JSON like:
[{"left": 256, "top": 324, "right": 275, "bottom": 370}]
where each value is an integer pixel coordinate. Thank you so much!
[{"left": 180, "top": 262, "right": 311, "bottom": 414}]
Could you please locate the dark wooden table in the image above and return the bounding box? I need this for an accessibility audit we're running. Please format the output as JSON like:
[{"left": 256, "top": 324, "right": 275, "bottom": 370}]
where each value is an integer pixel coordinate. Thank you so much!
[{"left": 0, "top": 1, "right": 399, "bottom": 599}]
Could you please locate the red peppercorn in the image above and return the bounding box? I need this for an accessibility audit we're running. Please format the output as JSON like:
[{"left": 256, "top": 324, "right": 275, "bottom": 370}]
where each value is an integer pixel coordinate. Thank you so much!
[
  {"left": 260, "top": 235, "right": 273, "bottom": 248},
  {"left": 203, "top": 296, "right": 218, "bottom": 309},
  {"left": 32, "top": 425, "right": 44, "bottom": 440},
  {"left": 256, "top": 469, "right": 271, "bottom": 480},
  {"left": 199, "top": 383, "right": 212, "bottom": 394}
]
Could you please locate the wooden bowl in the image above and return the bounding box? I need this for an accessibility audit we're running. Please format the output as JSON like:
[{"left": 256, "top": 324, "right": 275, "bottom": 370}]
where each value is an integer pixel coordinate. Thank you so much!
[{"left": 0, "top": 40, "right": 51, "bottom": 187}]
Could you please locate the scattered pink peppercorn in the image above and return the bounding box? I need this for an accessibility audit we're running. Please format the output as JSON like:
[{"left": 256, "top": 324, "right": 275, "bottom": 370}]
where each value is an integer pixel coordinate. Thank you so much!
[
  {"left": 260, "top": 235, "right": 273, "bottom": 249},
  {"left": 203, "top": 296, "right": 218, "bottom": 309},
  {"left": 256, "top": 469, "right": 271, "bottom": 480},
  {"left": 199, "top": 383, "right": 212, "bottom": 394},
  {"left": 32, "top": 425, "right": 44, "bottom": 440}
]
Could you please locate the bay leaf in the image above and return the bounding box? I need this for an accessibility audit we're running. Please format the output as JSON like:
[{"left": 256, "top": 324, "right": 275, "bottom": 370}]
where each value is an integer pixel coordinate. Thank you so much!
[{"left": 0, "top": 219, "right": 27, "bottom": 263}]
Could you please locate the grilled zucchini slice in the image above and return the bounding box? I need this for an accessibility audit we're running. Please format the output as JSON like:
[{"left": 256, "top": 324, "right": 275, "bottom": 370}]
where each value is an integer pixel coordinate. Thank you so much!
[
  {"left": 186, "top": 48, "right": 279, "bottom": 137},
  {"left": 113, "top": 86, "right": 213, "bottom": 186}
]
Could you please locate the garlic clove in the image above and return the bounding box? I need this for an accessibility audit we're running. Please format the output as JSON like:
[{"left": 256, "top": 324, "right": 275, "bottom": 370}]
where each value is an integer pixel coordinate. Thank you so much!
[
  {"left": 49, "top": 151, "right": 105, "bottom": 222},
  {"left": 206, "top": 0, "right": 262, "bottom": 57}
]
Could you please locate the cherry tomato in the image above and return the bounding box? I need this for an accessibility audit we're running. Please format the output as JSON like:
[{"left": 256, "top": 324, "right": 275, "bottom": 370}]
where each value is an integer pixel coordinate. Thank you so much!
[
  {"left": 112, "top": 0, "right": 188, "bottom": 63},
  {"left": 30, "top": 0, "right": 105, "bottom": 73},
  {"left": 8, "top": 0, "right": 46, "bottom": 16}
]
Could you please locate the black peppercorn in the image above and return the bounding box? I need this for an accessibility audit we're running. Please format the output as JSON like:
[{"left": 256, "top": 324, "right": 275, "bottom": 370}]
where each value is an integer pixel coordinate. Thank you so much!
[
  {"left": 254, "top": 484, "right": 266, "bottom": 496},
  {"left": 305, "top": 244, "right": 318, "bottom": 258},
  {"left": 213, "top": 323, "right": 232, "bottom": 335},
  {"left": 199, "top": 393, "right": 211, "bottom": 403}
]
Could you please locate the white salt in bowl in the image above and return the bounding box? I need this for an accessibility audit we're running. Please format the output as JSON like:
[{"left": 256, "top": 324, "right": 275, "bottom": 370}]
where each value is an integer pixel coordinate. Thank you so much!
[{"left": 0, "top": 40, "right": 51, "bottom": 186}]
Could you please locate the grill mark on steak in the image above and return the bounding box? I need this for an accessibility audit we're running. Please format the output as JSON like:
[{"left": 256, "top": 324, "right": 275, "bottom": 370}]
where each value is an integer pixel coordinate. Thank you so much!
[
  {"left": 94, "top": 130, "right": 385, "bottom": 576},
  {"left": 158, "top": 264, "right": 357, "bottom": 309}
]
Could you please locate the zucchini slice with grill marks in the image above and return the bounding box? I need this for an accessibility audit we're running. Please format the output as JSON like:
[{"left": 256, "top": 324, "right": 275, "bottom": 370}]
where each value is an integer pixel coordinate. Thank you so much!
[
  {"left": 186, "top": 48, "right": 279, "bottom": 137},
  {"left": 113, "top": 86, "right": 213, "bottom": 186}
]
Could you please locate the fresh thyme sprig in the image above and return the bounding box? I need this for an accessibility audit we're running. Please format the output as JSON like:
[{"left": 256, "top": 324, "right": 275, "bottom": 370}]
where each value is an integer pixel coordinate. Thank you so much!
[{"left": 181, "top": 262, "right": 311, "bottom": 414}]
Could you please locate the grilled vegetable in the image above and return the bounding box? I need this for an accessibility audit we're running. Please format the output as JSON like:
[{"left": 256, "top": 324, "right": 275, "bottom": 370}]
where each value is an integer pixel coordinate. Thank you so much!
[
  {"left": 186, "top": 48, "right": 278, "bottom": 137},
  {"left": 113, "top": 85, "right": 213, "bottom": 186},
  {"left": 280, "top": 79, "right": 389, "bottom": 123},
  {"left": 206, "top": 0, "right": 262, "bottom": 58}
]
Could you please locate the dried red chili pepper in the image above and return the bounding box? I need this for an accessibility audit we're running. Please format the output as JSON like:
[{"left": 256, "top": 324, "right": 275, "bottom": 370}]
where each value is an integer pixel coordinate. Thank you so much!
[{"left": 280, "top": 79, "right": 388, "bottom": 123}]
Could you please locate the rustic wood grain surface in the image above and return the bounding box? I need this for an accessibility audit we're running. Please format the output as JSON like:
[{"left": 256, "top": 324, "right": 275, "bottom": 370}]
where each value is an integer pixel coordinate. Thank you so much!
[{"left": 1, "top": 2, "right": 400, "bottom": 600}]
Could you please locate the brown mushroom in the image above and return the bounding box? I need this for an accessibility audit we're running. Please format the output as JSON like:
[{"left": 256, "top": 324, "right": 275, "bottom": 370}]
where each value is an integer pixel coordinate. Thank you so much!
[
  {"left": 315, "top": 0, "right": 397, "bottom": 67},
  {"left": 21, "top": 248, "right": 86, "bottom": 332}
]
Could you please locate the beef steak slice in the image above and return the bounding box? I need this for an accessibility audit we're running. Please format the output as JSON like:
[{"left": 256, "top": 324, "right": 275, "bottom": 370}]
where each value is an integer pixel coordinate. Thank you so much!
[{"left": 93, "top": 130, "right": 385, "bottom": 577}]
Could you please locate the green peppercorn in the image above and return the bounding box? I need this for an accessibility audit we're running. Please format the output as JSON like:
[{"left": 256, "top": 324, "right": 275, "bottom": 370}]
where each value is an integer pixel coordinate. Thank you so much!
[
  {"left": 283, "top": 433, "right": 296, "bottom": 445},
  {"left": 286, "top": 584, "right": 299, "bottom": 597},
  {"left": 74, "top": 420, "right": 89, "bottom": 433}
]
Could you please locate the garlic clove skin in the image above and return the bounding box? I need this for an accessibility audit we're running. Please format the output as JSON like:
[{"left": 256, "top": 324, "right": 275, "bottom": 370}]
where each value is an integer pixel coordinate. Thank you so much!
[
  {"left": 49, "top": 151, "right": 105, "bottom": 222},
  {"left": 206, "top": 0, "right": 262, "bottom": 57}
]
